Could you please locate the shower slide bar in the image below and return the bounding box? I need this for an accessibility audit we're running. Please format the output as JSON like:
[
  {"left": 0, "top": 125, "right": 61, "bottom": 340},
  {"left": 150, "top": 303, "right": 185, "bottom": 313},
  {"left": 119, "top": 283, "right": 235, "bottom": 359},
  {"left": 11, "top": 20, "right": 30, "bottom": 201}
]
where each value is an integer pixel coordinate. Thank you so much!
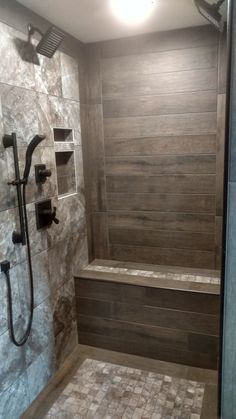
[
  {"left": 3, "top": 133, "right": 26, "bottom": 245},
  {"left": 1, "top": 132, "right": 45, "bottom": 346}
]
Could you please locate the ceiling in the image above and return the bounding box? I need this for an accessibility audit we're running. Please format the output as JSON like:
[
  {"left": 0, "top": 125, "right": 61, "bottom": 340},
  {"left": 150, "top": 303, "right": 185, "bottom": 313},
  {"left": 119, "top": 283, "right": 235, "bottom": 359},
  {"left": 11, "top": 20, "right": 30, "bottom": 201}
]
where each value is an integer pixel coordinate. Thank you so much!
[{"left": 17, "top": 0, "right": 228, "bottom": 43}]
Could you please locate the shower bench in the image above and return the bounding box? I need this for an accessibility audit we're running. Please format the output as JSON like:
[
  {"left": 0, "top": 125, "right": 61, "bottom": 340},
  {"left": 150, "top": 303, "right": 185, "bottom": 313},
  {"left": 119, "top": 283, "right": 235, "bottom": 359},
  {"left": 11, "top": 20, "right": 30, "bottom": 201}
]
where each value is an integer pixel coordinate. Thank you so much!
[{"left": 75, "top": 260, "right": 220, "bottom": 370}]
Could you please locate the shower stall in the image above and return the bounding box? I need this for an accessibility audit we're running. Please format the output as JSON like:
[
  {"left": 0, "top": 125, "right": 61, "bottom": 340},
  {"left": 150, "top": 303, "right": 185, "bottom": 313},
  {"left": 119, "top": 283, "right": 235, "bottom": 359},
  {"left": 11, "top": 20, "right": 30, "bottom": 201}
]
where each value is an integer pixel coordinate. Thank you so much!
[{"left": 0, "top": 0, "right": 233, "bottom": 418}]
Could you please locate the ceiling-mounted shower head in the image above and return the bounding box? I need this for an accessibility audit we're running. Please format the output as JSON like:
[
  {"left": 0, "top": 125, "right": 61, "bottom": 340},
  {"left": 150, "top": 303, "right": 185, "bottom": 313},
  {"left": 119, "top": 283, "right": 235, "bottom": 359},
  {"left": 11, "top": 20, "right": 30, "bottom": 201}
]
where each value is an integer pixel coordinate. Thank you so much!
[
  {"left": 194, "top": 0, "right": 225, "bottom": 32},
  {"left": 28, "top": 24, "right": 65, "bottom": 58}
]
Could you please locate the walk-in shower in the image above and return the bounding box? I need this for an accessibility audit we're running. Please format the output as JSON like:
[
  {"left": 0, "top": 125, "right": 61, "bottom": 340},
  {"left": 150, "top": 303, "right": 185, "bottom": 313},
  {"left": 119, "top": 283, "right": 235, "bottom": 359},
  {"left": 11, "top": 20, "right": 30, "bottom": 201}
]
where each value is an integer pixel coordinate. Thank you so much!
[{"left": 0, "top": 0, "right": 232, "bottom": 417}]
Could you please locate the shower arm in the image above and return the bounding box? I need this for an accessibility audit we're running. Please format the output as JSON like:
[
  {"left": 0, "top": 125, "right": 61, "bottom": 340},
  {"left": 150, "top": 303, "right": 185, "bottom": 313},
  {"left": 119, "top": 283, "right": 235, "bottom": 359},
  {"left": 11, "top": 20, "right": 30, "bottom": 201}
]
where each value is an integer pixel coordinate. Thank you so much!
[
  {"left": 27, "top": 23, "right": 44, "bottom": 40},
  {"left": 3, "top": 133, "right": 26, "bottom": 245}
]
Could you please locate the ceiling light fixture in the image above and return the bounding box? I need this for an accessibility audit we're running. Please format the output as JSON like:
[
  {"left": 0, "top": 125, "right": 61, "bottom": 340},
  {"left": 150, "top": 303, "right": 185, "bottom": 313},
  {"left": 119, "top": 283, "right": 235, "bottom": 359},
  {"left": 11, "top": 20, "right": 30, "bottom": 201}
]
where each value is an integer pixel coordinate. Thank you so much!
[{"left": 110, "top": 0, "right": 156, "bottom": 25}]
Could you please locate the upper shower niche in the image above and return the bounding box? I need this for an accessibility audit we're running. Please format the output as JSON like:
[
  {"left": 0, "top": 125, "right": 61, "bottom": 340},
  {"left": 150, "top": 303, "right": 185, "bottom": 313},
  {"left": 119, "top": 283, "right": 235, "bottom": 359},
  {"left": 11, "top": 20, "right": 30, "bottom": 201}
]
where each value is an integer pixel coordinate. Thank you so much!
[{"left": 53, "top": 128, "right": 73, "bottom": 142}]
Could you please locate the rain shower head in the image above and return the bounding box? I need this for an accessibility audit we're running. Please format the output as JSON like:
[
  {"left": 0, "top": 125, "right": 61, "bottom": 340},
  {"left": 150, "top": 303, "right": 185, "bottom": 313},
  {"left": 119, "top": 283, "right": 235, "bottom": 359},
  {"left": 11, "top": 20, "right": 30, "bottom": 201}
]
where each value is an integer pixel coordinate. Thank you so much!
[
  {"left": 28, "top": 24, "right": 65, "bottom": 58},
  {"left": 194, "top": 0, "right": 225, "bottom": 32}
]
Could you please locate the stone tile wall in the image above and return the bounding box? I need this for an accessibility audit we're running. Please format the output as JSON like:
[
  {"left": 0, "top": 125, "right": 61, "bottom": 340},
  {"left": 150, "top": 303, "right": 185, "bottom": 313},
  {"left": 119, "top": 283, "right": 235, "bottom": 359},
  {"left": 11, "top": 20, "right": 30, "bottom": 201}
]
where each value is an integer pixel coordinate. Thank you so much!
[{"left": 0, "top": 21, "right": 88, "bottom": 418}]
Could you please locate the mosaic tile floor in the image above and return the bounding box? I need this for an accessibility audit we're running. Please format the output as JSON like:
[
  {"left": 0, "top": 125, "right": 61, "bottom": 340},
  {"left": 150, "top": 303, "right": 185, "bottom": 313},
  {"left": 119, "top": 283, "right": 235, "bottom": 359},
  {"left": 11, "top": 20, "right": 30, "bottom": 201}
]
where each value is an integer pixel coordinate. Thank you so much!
[
  {"left": 85, "top": 265, "right": 220, "bottom": 285},
  {"left": 44, "top": 359, "right": 205, "bottom": 419}
]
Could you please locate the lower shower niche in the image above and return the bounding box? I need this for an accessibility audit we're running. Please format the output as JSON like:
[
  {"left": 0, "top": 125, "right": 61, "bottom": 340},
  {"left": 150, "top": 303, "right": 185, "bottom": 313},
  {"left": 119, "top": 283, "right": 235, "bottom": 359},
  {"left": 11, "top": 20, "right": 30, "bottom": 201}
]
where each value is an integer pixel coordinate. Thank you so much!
[{"left": 55, "top": 150, "right": 77, "bottom": 197}]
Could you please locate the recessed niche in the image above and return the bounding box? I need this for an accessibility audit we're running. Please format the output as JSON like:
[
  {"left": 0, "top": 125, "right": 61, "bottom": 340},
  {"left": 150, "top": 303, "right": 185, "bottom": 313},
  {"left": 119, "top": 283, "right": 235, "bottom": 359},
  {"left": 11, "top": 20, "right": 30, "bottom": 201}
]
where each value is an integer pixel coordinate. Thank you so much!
[
  {"left": 55, "top": 151, "right": 76, "bottom": 197},
  {"left": 53, "top": 128, "right": 73, "bottom": 142}
]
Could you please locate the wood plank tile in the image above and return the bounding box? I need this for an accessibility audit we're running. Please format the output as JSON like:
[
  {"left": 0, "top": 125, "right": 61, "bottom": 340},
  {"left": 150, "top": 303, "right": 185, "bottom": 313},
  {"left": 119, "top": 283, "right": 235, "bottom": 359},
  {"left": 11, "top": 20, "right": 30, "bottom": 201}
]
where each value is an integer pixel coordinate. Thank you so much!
[
  {"left": 104, "top": 113, "right": 217, "bottom": 139},
  {"left": 76, "top": 279, "right": 220, "bottom": 314},
  {"left": 105, "top": 135, "right": 216, "bottom": 156},
  {"left": 78, "top": 315, "right": 219, "bottom": 356},
  {"left": 188, "top": 333, "right": 219, "bottom": 355},
  {"left": 218, "top": 32, "right": 227, "bottom": 94},
  {"left": 101, "top": 25, "right": 218, "bottom": 58},
  {"left": 106, "top": 175, "right": 216, "bottom": 194},
  {"left": 106, "top": 155, "right": 216, "bottom": 176},
  {"left": 103, "top": 91, "right": 217, "bottom": 118},
  {"left": 216, "top": 94, "right": 226, "bottom": 215},
  {"left": 102, "top": 46, "right": 218, "bottom": 80},
  {"left": 75, "top": 270, "right": 220, "bottom": 294},
  {"left": 110, "top": 244, "right": 215, "bottom": 269},
  {"left": 77, "top": 298, "right": 219, "bottom": 334},
  {"left": 86, "top": 105, "right": 106, "bottom": 211},
  {"left": 102, "top": 69, "right": 217, "bottom": 99},
  {"left": 86, "top": 43, "right": 102, "bottom": 104},
  {"left": 109, "top": 227, "right": 215, "bottom": 251},
  {"left": 107, "top": 212, "right": 215, "bottom": 233},
  {"left": 92, "top": 212, "right": 109, "bottom": 259},
  {"left": 215, "top": 216, "right": 223, "bottom": 270},
  {"left": 92, "top": 258, "right": 220, "bottom": 278},
  {"left": 78, "top": 315, "right": 188, "bottom": 351},
  {"left": 78, "top": 331, "right": 218, "bottom": 370},
  {"left": 107, "top": 193, "right": 215, "bottom": 213}
]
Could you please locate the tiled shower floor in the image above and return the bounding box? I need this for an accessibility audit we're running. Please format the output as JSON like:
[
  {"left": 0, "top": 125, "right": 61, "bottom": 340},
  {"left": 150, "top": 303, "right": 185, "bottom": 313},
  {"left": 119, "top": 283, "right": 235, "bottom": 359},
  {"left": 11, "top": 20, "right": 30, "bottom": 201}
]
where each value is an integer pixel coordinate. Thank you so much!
[{"left": 44, "top": 359, "right": 205, "bottom": 419}]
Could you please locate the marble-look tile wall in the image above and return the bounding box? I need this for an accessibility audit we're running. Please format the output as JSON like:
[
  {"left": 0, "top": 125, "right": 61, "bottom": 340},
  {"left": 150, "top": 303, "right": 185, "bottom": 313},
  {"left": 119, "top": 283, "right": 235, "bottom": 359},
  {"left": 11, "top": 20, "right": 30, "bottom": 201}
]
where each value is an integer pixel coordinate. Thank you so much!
[{"left": 0, "top": 20, "right": 88, "bottom": 418}]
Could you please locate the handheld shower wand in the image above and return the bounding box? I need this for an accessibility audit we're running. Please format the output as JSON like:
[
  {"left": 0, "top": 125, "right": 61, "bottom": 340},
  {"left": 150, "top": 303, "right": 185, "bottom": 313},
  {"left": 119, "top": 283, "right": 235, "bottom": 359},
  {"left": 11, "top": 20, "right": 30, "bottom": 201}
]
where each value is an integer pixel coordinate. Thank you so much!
[
  {"left": 2, "top": 133, "right": 46, "bottom": 346},
  {"left": 23, "top": 135, "right": 45, "bottom": 183}
]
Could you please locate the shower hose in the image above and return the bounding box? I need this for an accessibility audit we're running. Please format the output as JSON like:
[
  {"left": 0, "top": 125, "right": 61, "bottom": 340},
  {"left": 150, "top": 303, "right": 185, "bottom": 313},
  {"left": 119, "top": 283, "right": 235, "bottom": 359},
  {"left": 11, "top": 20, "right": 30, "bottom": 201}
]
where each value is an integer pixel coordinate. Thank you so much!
[{"left": 3, "top": 183, "right": 34, "bottom": 347}]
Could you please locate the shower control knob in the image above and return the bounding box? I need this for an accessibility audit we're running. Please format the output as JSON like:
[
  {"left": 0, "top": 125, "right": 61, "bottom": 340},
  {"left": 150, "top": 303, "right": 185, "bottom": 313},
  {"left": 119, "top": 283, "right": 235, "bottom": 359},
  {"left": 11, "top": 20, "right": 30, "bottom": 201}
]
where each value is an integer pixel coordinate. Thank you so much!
[
  {"left": 35, "top": 200, "right": 60, "bottom": 229},
  {"left": 35, "top": 164, "right": 52, "bottom": 184},
  {"left": 51, "top": 207, "right": 59, "bottom": 225}
]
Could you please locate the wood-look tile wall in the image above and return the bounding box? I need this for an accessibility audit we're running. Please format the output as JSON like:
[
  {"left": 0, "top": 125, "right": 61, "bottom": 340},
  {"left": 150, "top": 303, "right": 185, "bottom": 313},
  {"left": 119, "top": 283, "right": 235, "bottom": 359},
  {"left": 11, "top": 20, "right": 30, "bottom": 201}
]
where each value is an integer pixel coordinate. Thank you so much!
[
  {"left": 82, "top": 25, "right": 227, "bottom": 269},
  {"left": 75, "top": 274, "right": 220, "bottom": 369}
]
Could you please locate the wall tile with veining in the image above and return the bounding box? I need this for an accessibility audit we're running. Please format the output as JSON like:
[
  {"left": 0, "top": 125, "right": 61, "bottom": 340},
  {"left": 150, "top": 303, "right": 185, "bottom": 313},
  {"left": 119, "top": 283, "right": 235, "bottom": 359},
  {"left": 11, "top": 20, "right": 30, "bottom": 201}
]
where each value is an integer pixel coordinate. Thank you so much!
[
  {"left": 0, "top": 22, "right": 35, "bottom": 90},
  {"left": 34, "top": 50, "right": 62, "bottom": 97},
  {"left": 17, "top": 250, "right": 51, "bottom": 313},
  {"left": 52, "top": 278, "right": 78, "bottom": 369},
  {"left": 36, "top": 92, "right": 54, "bottom": 145},
  {"left": 48, "top": 235, "right": 73, "bottom": 292},
  {"left": 0, "top": 373, "right": 29, "bottom": 419},
  {"left": 74, "top": 145, "right": 85, "bottom": 194},
  {"left": 47, "top": 193, "right": 86, "bottom": 247},
  {"left": 0, "top": 327, "right": 26, "bottom": 392},
  {"left": 0, "top": 208, "right": 27, "bottom": 266},
  {"left": 34, "top": 52, "right": 62, "bottom": 96},
  {"left": 69, "top": 230, "right": 89, "bottom": 276},
  {"left": 41, "top": 342, "right": 56, "bottom": 378},
  {"left": 60, "top": 52, "right": 80, "bottom": 101},
  {"left": 44, "top": 94, "right": 80, "bottom": 129},
  {"left": 0, "top": 84, "right": 39, "bottom": 146},
  {"left": 24, "top": 297, "right": 54, "bottom": 368},
  {"left": 37, "top": 93, "right": 81, "bottom": 144},
  {"left": 26, "top": 351, "right": 53, "bottom": 404},
  {"left": 26, "top": 202, "right": 48, "bottom": 256}
]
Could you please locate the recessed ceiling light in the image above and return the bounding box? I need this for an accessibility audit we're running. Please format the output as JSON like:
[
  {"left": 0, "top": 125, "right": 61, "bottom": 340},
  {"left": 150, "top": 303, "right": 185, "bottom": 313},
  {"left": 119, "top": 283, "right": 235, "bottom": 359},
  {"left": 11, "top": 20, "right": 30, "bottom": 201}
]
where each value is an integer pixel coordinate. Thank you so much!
[{"left": 110, "top": 0, "right": 156, "bottom": 25}]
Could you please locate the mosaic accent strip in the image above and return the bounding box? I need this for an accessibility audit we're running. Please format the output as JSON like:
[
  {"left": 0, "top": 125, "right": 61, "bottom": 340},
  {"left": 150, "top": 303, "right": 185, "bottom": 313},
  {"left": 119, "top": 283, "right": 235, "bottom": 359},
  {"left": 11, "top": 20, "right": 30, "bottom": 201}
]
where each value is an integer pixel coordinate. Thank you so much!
[
  {"left": 85, "top": 264, "right": 220, "bottom": 285},
  {"left": 45, "top": 359, "right": 205, "bottom": 418}
]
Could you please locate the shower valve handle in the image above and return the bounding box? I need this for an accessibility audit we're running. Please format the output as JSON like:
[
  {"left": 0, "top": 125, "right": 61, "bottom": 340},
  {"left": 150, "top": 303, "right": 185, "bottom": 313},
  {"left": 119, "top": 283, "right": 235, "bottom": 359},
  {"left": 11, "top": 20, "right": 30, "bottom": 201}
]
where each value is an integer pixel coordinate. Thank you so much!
[{"left": 51, "top": 207, "right": 59, "bottom": 224}]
